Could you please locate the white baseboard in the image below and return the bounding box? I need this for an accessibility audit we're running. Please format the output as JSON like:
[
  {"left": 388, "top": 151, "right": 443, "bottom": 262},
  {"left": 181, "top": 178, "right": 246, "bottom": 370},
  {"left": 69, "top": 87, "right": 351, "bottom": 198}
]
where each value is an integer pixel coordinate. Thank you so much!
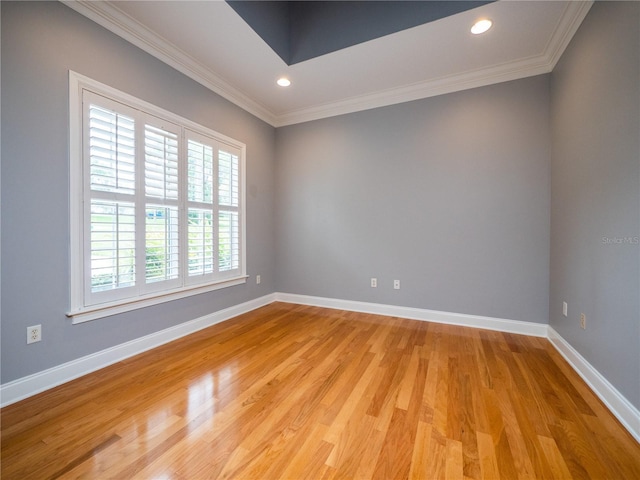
[
  {"left": 548, "top": 327, "right": 640, "bottom": 444},
  {"left": 3, "top": 291, "right": 638, "bottom": 446},
  {"left": 274, "top": 292, "right": 549, "bottom": 337},
  {"left": 0, "top": 293, "right": 276, "bottom": 408}
]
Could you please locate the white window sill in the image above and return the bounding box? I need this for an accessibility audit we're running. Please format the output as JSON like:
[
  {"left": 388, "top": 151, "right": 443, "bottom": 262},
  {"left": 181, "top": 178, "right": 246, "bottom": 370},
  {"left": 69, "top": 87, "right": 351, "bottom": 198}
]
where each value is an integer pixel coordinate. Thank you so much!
[{"left": 67, "top": 276, "right": 248, "bottom": 324}]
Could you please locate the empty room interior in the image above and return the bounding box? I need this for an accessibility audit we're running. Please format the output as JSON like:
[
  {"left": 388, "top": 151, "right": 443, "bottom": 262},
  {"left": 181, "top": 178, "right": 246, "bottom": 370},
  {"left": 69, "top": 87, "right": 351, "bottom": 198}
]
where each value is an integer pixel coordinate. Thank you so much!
[{"left": 1, "top": 0, "right": 639, "bottom": 478}]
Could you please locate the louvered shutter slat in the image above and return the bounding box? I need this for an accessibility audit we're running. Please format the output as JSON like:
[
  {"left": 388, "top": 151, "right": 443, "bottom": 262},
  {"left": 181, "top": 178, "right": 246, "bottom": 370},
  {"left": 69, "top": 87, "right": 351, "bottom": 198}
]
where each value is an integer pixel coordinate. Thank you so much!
[
  {"left": 90, "top": 200, "right": 136, "bottom": 292},
  {"left": 145, "top": 125, "right": 179, "bottom": 200},
  {"left": 187, "top": 208, "right": 214, "bottom": 276},
  {"left": 219, "top": 210, "right": 239, "bottom": 271},
  {"left": 187, "top": 140, "right": 213, "bottom": 204},
  {"left": 88, "top": 105, "right": 136, "bottom": 195},
  {"left": 146, "top": 206, "right": 179, "bottom": 283},
  {"left": 218, "top": 150, "right": 239, "bottom": 207}
]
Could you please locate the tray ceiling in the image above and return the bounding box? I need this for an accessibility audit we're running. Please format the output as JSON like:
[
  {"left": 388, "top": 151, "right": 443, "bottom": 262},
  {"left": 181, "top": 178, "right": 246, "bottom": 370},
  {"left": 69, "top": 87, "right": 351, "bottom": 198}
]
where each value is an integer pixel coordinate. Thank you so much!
[{"left": 62, "top": 1, "right": 592, "bottom": 126}]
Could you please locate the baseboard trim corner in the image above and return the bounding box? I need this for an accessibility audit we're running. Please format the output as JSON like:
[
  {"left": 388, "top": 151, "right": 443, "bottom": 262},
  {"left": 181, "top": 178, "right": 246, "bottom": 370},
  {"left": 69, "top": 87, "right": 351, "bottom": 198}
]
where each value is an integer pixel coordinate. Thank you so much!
[
  {"left": 273, "top": 292, "right": 549, "bottom": 337},
  {"left": 0, "top": 293, "right": 276, "bottom": 408},
  {"left": 547, "top": 326, "right": 640, "bottom": 444}
]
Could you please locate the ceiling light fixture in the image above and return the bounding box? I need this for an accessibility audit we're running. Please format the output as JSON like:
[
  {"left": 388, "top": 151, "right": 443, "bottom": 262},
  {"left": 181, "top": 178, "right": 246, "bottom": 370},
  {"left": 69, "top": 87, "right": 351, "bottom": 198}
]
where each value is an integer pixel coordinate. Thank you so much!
[
  {"left": 277, "top": 77, "right": 291, "bottom": 87},
  {"left": 471, "top": 19, "right": 492, "bottom": 35}
]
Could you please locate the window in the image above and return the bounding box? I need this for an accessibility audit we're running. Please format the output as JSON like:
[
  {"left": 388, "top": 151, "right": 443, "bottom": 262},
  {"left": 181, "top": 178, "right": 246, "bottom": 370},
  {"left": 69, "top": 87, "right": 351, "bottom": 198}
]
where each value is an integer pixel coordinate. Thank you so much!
[{"left": 69, "top": 72, "right": 246, "bottom": 323}]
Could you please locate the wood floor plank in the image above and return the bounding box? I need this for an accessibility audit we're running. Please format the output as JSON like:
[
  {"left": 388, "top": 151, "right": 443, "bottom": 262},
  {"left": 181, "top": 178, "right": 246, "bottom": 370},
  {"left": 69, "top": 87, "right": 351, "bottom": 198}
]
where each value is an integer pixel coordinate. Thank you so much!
[
  {"left": 395, "top": 346, "right": 421, "bottom": 410},
  {"left": 493, "top": 381, "right": 538, "bottom": 479},
  {"left": 372, "top": 407, "right": 414, "bottom": 479},
  {"left": 537, "top": 434, "right": 574, "bottom": 480},
  {"left": 277, "top": 423, "right": 331, "bottom": 480},
  {"left": 408, "top": 420, "right": 433, "bottom": 479},
  {"left": 2, "top": 303, "right": 640, "bottom": 479},
  {"left": 476, "top": 431, "right": 500, "bottom": 480},
  {"left": 445, "top": 438, "right": 464, "bottom": 480},
  {"left": 328, "top": 414, "right": 377, "bottom": 478},
  {"left": 507, "top": 387, "right": 555, "bottom": 480},
  {"left": 324, "top": 349, "right": 381, "bottom": 446}
]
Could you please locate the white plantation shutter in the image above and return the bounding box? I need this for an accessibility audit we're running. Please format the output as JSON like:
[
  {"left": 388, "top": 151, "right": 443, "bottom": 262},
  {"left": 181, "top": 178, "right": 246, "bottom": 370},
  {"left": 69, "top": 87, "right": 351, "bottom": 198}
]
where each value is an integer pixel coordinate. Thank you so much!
[
  {"left": 186, "top": 136, "right": 216, "bottom": 281},
  {"left": 145, "top": 124, "right": 179, "bottom": 200},
  {"left": 143, "top": 119, "right": 181, "bottom": 290},
  {"left": 187, "top": 140, "right": 214, "bottom": 204},
  {"left": 90, "top": 200, "right": 136, "bottom": 292},
  {"left": 218, "top": 149, "right": 238, "bottom": 207},
  {"left": 218, "top": 148, "right": 240, "bottom": 272},
  {"left": 185, "top": 135, "right": 243, "bottom": 281},
  {"left": 218, "top": 210, "right": 239, "bottom": 271},
  {"left": 187, "top": 208, "right": 215, "bottom": 276},
  {"left": 88, "top": 104, "right": 135, "bottom": 195},
  {"left": 71, "top": 74, "right": 245, "bottom": 320},
  {"left": 85, "top": 93, "right": 138, "bottom": 302},
  {"left": 145, "top": 205, "right": 180, "bottom": 284}
]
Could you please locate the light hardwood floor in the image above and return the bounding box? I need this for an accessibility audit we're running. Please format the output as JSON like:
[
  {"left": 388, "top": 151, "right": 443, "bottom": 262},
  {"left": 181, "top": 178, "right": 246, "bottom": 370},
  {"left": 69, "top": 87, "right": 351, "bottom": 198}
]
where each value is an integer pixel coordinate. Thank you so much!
[{"left": 2, "top": 302, "right": 639, "bottom": 479}]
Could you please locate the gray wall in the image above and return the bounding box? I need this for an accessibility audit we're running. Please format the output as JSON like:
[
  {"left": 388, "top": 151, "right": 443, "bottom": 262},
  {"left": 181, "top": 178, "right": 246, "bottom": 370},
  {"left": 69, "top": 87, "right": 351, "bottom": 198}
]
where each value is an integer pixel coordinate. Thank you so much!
[
  {"left": 1, "top": 1, "right": 276, "bottom": 383},
  {"left": 3, "top": 0, "right": 637, "bottom": 417},
  {"left": 550, "top": 1, "right": 640, "bottom": 408},
  {"left": 275, "top": 75, "right": 551, "bottom": 324}
]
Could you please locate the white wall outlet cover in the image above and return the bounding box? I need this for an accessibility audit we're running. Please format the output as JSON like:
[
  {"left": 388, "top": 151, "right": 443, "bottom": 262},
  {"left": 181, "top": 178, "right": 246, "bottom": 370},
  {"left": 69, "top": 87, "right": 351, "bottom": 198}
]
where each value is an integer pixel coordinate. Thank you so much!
[{"left": 27, "top": 325, "right": 42, "bottom": 344}]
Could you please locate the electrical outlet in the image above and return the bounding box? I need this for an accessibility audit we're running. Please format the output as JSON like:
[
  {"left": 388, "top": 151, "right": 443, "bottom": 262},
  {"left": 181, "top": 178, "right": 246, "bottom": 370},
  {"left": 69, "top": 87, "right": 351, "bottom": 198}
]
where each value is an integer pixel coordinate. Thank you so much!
[
  {"left": 27, "top": 325, "right": 42, "bottom": 344},
  {"left": 580, "top": 313, "right": 586, "bottom": 329},
  {"left": 371, "top": 278, "right": 377, "bottom": 288},
  {"left": 394, "top": 279, "right": 400, "bottom": 290},
  {"left": 563, "top": 302, "right": 568, "bottom": 317},
  {"left": 256, "top": 274, "right": 261, "bottom": 284}
]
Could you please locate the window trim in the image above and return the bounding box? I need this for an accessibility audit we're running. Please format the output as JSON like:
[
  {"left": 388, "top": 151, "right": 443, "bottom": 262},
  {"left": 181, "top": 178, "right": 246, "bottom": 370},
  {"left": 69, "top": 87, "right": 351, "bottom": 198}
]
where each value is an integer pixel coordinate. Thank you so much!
[{"left": 68, "top": 71, "right": 247, "bottom": 324}]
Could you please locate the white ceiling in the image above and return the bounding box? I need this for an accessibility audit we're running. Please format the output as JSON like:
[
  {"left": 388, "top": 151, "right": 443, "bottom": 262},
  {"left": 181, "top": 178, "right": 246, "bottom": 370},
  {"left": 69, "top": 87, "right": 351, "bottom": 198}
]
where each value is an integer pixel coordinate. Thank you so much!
[{"left": 63, "top": 1, "right": 592, "bottom": 127}]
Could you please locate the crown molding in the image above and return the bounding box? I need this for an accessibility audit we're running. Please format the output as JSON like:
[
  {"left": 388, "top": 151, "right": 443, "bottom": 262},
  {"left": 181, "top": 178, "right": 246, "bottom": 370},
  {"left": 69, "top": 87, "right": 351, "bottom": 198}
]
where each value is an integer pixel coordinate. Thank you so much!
[
  {"left": 62, "top": 0, "right": 592, "bottom": 128},
  {"left": 273, "top": 53, "right": 553, "bottom": 127},
  {"left": 61, "top": 0, "right": 277, "bottom": 126},
  {"left": 545, "top": 0, "right": 593, "bottom": 70},
  {"left": 272, "top": 1, "right": 593, "bottom": 127}
]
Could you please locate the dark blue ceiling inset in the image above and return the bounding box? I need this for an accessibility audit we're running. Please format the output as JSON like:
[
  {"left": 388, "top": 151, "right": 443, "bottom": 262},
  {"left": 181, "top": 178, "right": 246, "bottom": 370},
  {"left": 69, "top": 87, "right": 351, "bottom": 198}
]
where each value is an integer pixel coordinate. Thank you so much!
[{"left": 227, "top": 1, "right": 493, "bottom": 65}]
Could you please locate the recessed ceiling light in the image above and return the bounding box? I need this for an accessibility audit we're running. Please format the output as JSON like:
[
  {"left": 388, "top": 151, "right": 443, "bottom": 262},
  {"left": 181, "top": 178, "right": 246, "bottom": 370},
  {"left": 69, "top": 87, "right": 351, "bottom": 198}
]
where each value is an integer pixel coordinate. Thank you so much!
[
  {"left": 277, "top": 77, "right": 291, "bottom": 87},
  {"left": 471, "top": 19, "right": 492, "bottom": 35}
]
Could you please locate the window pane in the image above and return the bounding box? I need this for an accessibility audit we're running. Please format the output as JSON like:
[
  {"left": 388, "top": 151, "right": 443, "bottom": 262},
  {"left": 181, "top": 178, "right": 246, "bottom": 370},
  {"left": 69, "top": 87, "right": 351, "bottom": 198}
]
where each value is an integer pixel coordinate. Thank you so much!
[
  {"left": 219, "top": 211, "right": 239, "bottom": 271},
  {"left": 89, "top": 105, "right": 135, "bottom": 194},
  {"left": 218, "top": 150, "right": 239, "bottom": 207},
  {"left": 90, "top": 200, "right": 135, "bottom": 292},
  {"left": 145, "top": 125, "right": 179, "bottom": 200},
  {"left": 146, "top": 206, "right": 179, "bottom": 283},
  {"left": 187, "top": 140, "right": 214, "bottom": 204},
  {"left": 188, "top": 208, "right": 214, "bottom": 276}
]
